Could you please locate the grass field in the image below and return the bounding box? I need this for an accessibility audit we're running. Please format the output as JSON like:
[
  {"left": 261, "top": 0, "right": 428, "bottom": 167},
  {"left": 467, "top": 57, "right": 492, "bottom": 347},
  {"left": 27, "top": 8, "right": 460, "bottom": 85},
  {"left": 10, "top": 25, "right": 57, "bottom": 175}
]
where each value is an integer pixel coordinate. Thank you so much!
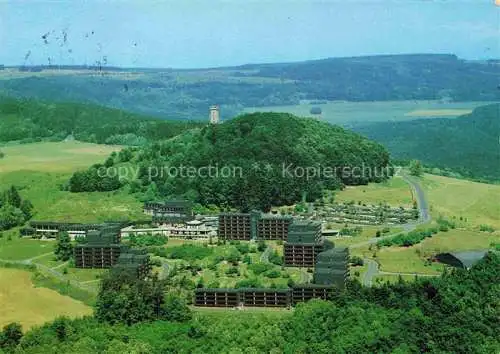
[
  {"left": 404, "top": 109, "right": 472, "bottom": 117},
  {"left": 334, "top": 176, "right": 413, "bottom": 207},
  {"left": 0, "top": 268, "right": 92, "bottom": 330},
  {"left": 0, "top": 141, "right": 144, "bottom": 222},
  {"left": 243, "top": 100, "right": 496, "bottom": 125},
  {"left": 328, "top": 225, "right": 404, "bottom": 248},
  {"left": 0, "top": 236, "right": 53, "bottom": 261},
  {"left": 356, "top": 228, "right": 498, "bottom": 275},
  {"left": 0, "top": 141, "right": 122, "bottom": 174},
  {"left": 420, "top": 174, "right": 500, "bottom": 229}
]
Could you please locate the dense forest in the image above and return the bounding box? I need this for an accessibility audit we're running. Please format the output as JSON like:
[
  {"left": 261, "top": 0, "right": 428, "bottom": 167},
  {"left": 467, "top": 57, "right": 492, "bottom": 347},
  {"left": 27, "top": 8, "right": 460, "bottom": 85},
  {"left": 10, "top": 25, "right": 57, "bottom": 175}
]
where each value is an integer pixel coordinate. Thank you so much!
[
  {"left": 1, "top": 252, "right": 498, "bottom": 353},
  {"left": 1, "top": 54, "right": 498, "bottom": 120},
  {"left": 0, "top": 97, "right": 203, "bottom": 144},
  {"left": 353, "top": 104, "right": 500, "bottom": 182},
  {"left": 68, "top": 113, "right": 391, "bottom": 211}
]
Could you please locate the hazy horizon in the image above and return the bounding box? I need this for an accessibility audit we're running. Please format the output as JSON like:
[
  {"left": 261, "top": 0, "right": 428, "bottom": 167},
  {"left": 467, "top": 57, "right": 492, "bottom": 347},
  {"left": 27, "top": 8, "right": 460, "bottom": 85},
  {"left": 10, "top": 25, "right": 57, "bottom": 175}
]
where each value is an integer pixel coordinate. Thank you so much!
[{"left": 1, "top": 0, "right": 498, "bottom": 69}]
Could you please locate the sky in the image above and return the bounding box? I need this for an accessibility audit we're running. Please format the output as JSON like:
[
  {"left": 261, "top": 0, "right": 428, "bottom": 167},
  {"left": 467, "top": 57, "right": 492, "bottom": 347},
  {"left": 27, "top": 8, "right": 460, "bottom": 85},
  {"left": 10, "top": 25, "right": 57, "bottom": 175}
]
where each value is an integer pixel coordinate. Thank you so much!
[{"left": 0, "top": 0, "right": 498, "bottom": 68}]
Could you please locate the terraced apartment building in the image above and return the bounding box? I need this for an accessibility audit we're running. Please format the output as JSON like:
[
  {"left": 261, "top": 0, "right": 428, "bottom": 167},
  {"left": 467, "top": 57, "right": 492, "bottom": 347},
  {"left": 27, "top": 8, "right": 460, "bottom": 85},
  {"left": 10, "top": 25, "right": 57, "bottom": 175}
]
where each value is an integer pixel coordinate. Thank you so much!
[
  {"left": 313, "top": 247, "right": 350, "bottom": 288},
  {"left": 112, "top": 249, "right": 152, "bottom": 279},
  {"left": 218, "top": 211, "right": 292, "bottom": 240},
  {"left": 284, "top": 220, "right": 327, "bottom": 267},
  {"left": 74, "top": 229, "right": 123, "bottom": 268}
]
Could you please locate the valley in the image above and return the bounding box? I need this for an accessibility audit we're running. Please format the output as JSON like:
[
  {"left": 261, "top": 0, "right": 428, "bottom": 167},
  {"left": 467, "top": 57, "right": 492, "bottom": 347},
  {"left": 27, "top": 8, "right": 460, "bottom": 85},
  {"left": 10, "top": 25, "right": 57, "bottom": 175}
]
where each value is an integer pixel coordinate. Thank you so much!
[{"left": 0, "top": 51, "right": 498, "bottom": 354}]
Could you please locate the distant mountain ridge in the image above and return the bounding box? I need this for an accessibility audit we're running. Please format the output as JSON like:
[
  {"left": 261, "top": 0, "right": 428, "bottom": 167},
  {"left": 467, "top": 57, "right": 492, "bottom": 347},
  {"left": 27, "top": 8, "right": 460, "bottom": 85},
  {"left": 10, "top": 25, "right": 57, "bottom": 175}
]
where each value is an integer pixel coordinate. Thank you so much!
[{"left": 1, "top": 54, "right": 498, "bottom": 120}]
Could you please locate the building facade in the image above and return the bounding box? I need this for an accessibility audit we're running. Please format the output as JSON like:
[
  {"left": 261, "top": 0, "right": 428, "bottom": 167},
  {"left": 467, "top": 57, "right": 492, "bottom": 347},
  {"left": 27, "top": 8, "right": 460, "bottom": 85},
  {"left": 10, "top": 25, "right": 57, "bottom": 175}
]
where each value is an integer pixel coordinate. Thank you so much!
[
  {"left": 218, "top": 211, "right": 292, "bottom": 241},
  {"left": 313, "top": 247, "right": 350, "bottom": 288},
  {"left": 74, "top": 229, "right": 123, "bottom": 268},
  {"left": 218, "top": 213, "right": 252, "bottom": 240},
  {"left": 144, "top": 200, "right": 194, "bottom": 223},
  {"left": 283, "top": 220, "right": 325, "bottom": 267},
  {"left": 112, "top": 250, "right": 152, "bottom": 279}
]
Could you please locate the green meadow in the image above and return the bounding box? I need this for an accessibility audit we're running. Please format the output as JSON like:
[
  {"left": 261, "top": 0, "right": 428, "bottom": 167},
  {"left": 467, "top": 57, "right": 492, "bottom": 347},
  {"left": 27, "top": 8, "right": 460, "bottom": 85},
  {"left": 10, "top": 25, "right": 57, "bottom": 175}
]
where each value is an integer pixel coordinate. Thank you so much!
[
  {"left": 243, "top": 100, "right": 495, "bottom": 125},
  {"left": 0, "top": 141, "right": 144, "bottom": 222}
]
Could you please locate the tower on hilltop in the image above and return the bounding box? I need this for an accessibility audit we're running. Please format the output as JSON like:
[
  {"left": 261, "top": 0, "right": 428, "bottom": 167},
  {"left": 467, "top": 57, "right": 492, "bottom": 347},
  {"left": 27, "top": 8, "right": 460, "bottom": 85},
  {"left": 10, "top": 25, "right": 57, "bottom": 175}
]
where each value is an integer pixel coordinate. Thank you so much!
[{"left": 209, "top": 105, "right": 220, "bottom": 124}]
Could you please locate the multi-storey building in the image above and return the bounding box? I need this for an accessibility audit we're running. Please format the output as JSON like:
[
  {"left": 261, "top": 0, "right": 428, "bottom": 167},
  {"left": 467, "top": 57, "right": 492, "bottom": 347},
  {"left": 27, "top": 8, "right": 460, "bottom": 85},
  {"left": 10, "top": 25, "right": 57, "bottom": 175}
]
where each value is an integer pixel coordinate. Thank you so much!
[
  {"left": 112, "top": 250, "right": 152, "bottom": 279},
  {"left": 257, "top": 214, "right": 293, "bottom": 240},
  {"left": 218, "top": 212, "right": 253, "bottom": 240},
  {"left": 74, "top": 229, "right": 123, "bottom": 268},
  {"left": 144, "top": 199, "right": 194, "bottom": 223},
  {"left": 218, "top": 211, "right": 292, "bottom": 240},
  {"left": 313, "top": 248, "right": 350, "bottom": 289},
  {"left": 284, "top": 220, "right": 326, "bottom": 267}
]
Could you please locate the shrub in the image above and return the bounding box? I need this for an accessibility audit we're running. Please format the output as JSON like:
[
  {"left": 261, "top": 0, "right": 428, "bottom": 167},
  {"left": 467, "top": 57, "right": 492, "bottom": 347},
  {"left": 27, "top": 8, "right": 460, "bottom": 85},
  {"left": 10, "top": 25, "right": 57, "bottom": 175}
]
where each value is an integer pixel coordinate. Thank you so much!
[
  {"left": 264, "top": 269, "right": 281, "bottom": 278},
  {"left": 479, "top": 224, "right": 495, "bottom": 233},
  {"left": 248, "top": 263, "right": 274, "bottom": 275},
  {"left": 350, "top": 256, "right": 364, "bottom": 266}
]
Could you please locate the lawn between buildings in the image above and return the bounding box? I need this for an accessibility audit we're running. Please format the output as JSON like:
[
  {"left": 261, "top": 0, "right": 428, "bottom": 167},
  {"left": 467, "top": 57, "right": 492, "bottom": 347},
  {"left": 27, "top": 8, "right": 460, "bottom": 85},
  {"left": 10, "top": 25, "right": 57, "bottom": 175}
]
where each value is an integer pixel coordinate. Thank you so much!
[{"left": 146, "top": 239, "right": 305, "bottom": 291}]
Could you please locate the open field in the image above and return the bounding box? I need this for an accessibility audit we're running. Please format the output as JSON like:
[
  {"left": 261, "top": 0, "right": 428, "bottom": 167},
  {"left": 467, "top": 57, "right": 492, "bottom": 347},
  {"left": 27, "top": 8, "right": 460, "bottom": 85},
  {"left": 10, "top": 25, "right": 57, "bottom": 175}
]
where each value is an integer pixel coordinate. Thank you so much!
[
  {"left": 0, "top": 268, "right": 92, "bottom": 330},
  {"left": 0, "top": 171, "right": 145, "bottom": 222},
  {"left": 0, "top": 141, "right": 122, "bottom": 174},
  {"left": 328, "top": 225, "right": 404, "bottom": 248},
  {"left": 0, "top": 236, "right": 54, "bottom": 261},
  {"left": 243, "top": 100, "right": 496, "bottom": 125},
  {"left": 355, "top": 228, "right": 498, "bottom": 275},
  {"left": 0, "top": 141, "right": 146, "bottom": 222},
  {"left": 403, "top": 109, "right": 472, "bottom": 117},
  {"left": 420, "top": 174, "right": 500, "bottom": 229},
  {"left": 334, "top": 176, "right": 413, "bottom": 207}
]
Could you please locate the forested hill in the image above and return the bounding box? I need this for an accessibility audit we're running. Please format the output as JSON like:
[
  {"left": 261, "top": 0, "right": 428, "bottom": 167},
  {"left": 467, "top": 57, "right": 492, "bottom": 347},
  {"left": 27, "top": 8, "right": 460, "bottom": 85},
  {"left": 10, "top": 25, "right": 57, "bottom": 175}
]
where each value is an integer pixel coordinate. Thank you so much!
[
  {"left": 69, "top": 113, "right": 391, "bottom": 211},
  {"left": 353, "top": 103, "right": 500, "bottom": 182},
  {"left": 0, "top": 97, "right": 203, "bottom": 145},
  {"left": 1, "top": 54, "right": 498, "bottom": 120},
  {"left": 238, "top": 54, "right": 500, "bottom": 101}
]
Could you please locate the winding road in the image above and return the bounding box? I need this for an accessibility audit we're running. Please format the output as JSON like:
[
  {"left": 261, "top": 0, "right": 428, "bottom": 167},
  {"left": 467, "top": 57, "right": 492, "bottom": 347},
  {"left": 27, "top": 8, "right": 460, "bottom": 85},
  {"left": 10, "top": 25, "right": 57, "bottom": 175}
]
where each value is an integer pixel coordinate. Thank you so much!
[{"left": 354, "top": 171, "right": 432, "bottom": 286}]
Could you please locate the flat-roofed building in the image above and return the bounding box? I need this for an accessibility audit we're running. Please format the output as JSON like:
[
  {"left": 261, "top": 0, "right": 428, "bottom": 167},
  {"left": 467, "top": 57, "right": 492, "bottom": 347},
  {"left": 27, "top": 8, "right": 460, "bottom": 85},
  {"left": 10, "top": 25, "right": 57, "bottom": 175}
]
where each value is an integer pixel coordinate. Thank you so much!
[
  {"left": 27, "top": 221, "right": 103, "bottom": 239},
  {"left": 313, "top": 247, "right": 349, "bottom": 288},
  {"left": 257, "top": 214, "right": 293, "bottom": 240},
  {"left": 112, "top": 250, "right": 152, "bottom": 279},
  {"left": 284, "top": 220, "right": 325, "bottom": 267},
  {"left": 74, "top": 228, "right": 124, "bottom": 268},
  {"left": 120, "top": 219, "right": 217, "bottom": 240},
  {"left": 218, "top": 213, "right": 252, "bottom": 240},
  {"left": 144, "top": 199, "right": 194, "bottom": 223},
  {"left": 218, "top": 211, "right": 292, "bottom": 241}
]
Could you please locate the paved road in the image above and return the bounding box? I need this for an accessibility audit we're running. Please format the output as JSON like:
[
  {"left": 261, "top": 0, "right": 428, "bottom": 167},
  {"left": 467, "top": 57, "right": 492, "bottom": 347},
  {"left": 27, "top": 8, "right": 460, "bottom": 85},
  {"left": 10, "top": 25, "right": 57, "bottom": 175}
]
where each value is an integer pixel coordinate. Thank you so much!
[
  {"left": 350, "top": 173, "right": 430, "bottom": 250},
  {"left": 356, "top": 172, "right": 432, "bottom": 286},
  {"left": 362, "top": 258, "right": 378, "bottom": 287},
  {"left": 401, "top": 171, "right": 430, "bottom": 224}
]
